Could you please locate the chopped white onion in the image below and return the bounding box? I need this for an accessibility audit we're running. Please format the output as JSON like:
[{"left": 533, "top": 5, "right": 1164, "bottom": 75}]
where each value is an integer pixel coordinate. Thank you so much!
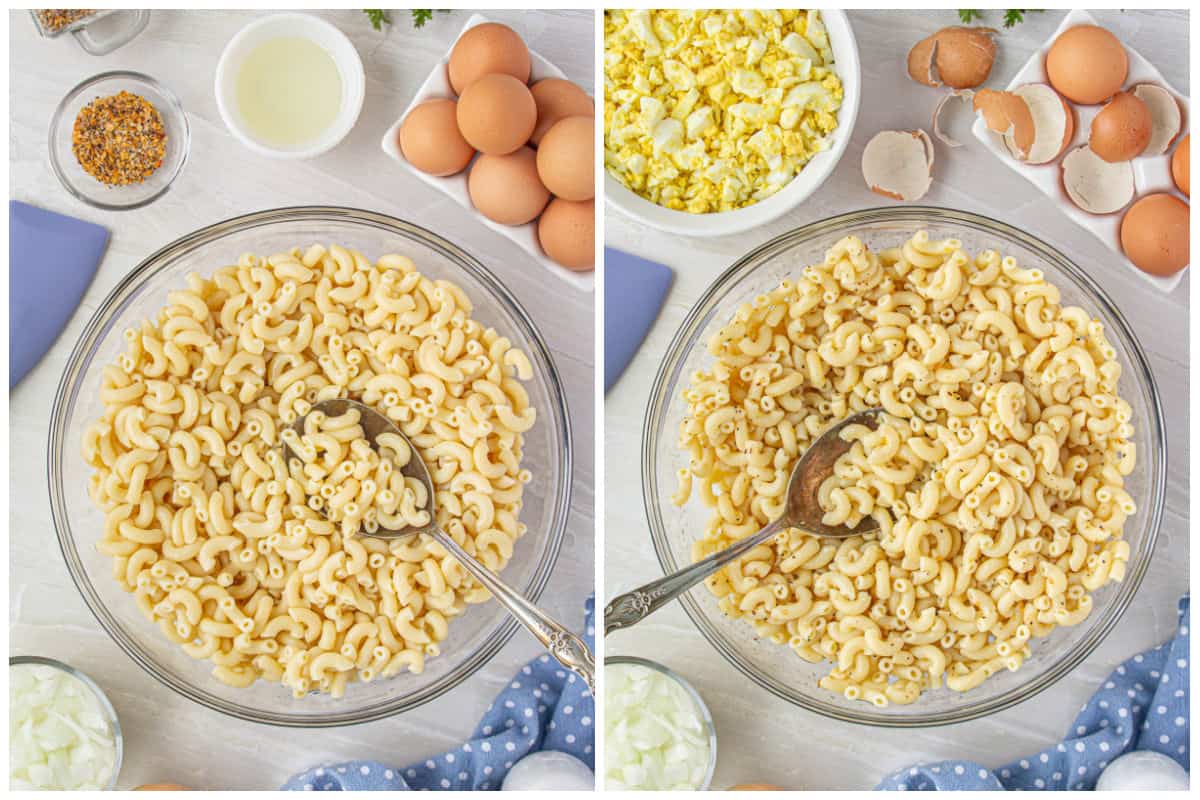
[
  {"left": 604, "top": 663, "right": 712, "bottom": 790},
  {"left": 10, "top": 664, "right": 117, "bottom": 790}
]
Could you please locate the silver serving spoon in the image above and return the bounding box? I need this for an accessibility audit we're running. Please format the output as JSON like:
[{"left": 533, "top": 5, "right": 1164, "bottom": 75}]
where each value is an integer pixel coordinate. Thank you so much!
[
  {"left": 285, "top": 398, "right": 594, "bottom": 693},
  {"left": 604, "top": 408, "right": 883, "bottom": 635}
]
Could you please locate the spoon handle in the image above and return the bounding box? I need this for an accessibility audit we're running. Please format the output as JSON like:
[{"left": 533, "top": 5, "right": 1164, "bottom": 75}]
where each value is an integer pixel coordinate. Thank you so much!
[
  {"left": 434, "top": 529, "right": 595, "bottom": 695},
  {"left": 604, "top": 517, "right": 786, "bottom": 636}
]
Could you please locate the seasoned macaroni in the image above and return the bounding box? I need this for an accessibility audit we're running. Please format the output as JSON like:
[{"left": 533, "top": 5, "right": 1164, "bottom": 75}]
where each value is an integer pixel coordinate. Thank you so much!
[
  {"left": 674, "top": 232, "right": 1135, "bottom": 705},
  {"left": 83, "top": 243, "right": 536, "bottom": 697}
]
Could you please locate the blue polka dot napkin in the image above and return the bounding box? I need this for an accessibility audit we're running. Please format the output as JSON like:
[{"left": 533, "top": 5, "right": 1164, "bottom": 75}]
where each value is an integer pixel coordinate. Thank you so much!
[
  {"left": 879, "top": 596, "right": 1189, "bottom": 791},
  {"left": 283, "top": 598, "right": 595, "bottom": 791}
]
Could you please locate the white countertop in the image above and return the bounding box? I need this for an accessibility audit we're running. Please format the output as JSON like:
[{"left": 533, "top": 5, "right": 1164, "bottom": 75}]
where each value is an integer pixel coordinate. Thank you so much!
[
  {"left": 9, "top": 9, "right": 594, "bottom": 790},
  {"left": 603, "top": 9, "right": 1190, "bottom": 791}
]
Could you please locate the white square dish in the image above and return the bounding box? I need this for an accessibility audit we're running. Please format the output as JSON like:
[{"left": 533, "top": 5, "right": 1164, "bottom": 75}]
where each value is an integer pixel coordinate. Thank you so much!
[
  {"left": 381, "top": 13, "right": 594, "bottom": 292},
  {"left": 970, "top": 8, "right": 1190, "bottom": 293}
]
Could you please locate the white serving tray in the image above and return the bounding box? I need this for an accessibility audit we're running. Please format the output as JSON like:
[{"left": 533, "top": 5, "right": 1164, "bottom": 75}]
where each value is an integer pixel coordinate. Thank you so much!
[
  {"left": 381, "top": 13, "right": 594, "bottom": 292},
  {"left": 971, "top": 9, "right": 1190, "bottom": 293}
]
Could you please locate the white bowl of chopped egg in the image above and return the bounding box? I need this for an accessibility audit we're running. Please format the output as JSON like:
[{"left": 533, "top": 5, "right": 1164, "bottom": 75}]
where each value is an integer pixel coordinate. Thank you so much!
[{"left": 603, "top": 9, "right": 861, "bottom": 237}]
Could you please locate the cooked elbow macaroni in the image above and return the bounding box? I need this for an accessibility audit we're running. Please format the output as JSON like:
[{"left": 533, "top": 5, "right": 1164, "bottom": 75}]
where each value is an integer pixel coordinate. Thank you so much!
[
  {"left": 83, "top": 243, "right": 536, "bottom": 697},
  {"left": 282, "top": 408, "right": 431, "bottom": 537},
  {"left": 674, "top": 232, "right": 1136, "bottom": 706}
]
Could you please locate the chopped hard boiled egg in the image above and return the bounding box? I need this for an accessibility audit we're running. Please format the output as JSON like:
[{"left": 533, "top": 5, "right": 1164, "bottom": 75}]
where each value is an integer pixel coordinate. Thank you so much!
[
  {"left": 604, "top": 9, "right": 843, "bottom": 213},
  {"left": 604, "top": 662, "right": 712, "bottom": 790},
  {"left": 10, "top": 663, "right": 118, "bottom": 790}
]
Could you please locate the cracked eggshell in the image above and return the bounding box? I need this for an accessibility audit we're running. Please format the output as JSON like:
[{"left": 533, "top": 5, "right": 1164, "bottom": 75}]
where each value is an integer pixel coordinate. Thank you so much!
[
  {"left": 1008, "top": 84, "right": 1074, "bottom": 164},
  {"left": 907, "top": 35, "right": 939, "bottom": 87},
  {"left": 1131, "top": 84, "right": 1182, "bottom": 155},
  {"left": 1089, "top": 91, "right": 1152, "bottom": 163},
  {"left": 1060, "top": 145, "right": 1135, "bottom": 215},
  {"left": 974, "top": 89, "right": 1036, "bottom": 162},
  {"left": 862, "top": 130, "right": 935, "bottom": 201},
  {"left": 907, "top": 27, "right": 997, "bottom": 90},
  {"left": 932, "top": 90, "right": 974, "bottom": 148}
]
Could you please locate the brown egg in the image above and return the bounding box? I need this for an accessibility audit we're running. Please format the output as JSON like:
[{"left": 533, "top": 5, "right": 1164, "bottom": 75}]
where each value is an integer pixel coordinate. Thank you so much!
[
  {"left": 456, "top": 74, "right": 537, "bottom": 155},
  {"left": 135, "top": 785, "right": 190, "bottom": 791},
  {"left": 448, "top": 22, "right": 531, "bottom": 95},
  {"left": 468, "top": 147, "right": 550, "bottom": 225},
  {"left": 1173, "top": 134, "right": 1190, "bottom": 196},
  {"left": 1120, "top": 193, "right": 1189, "bottom": 276},
  {"left": 530, "top": 78, "right": 594, "bottom": 146},
  {"left": 536, "top": 116, "right": 594, "bottom": 201},
  {"left": 728, "top": 785, "right": 785, "bottom": 791},
  {"left": 1089, "top": 91, "right": 1152, "bottom": 163},
  {"left": 398, "top": 99, "right": 475, "bottom": 176},
  {"left": 1046, "top": 25, "right": 1128, "bottom": 105},
  {"left": 538, "top": 197, "right": 594, "bottom": 270}
]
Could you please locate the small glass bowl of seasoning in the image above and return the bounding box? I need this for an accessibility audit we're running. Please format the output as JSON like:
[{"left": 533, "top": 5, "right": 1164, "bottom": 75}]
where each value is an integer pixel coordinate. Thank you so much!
[
  {"left": 10, "top": 656, "right": 123, "bottom": 790},
  {"left": 31, "top": 10, "right": 150, "bottom": 55},
  {"left": 48, "top": 71, "right": 190, "bottom": 210},
  {"left": 605, "top": 657, "right": 718, "bottom": 790}
]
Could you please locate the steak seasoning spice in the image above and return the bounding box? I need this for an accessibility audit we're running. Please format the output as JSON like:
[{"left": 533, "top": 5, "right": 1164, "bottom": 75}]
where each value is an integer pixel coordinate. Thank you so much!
[
  {"left": 72, "top": 90, "right": 167, "bottom": 186},
  {"left": 36, "top": 10, "right": 98, "bottom": 34}
]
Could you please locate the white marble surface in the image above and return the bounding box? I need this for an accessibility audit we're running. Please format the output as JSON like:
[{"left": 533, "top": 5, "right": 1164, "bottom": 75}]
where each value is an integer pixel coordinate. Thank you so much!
[
  {"left": 604, "top": 9, "right": 1190, "bottom": 791},
  {"left": 9, "top": 9, "right": 594, "bottom": 790}
]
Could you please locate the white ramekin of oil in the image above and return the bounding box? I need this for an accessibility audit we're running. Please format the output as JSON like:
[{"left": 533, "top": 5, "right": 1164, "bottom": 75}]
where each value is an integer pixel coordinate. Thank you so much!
[{"left": 215, "top": 13, "right": 365, "bottom": 159}]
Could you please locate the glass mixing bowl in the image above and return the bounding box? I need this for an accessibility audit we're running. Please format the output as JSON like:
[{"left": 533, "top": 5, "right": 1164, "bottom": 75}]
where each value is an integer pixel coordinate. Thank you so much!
[
  {"left": 641, "top": 207, "right": 1166, "bottom": 727},
  {"left": 48, "top": 207, "right": 572, "bottom": 727}
]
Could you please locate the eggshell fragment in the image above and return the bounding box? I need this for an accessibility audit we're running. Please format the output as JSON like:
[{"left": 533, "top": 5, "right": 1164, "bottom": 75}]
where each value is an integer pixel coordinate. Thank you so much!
[
  {"left": 973, "top": 89, "right": 1036, "bottom": 162},
  {"left": 907, "top": 27, "right": 997, "bottom": 90},
  {"left": 931, "top": 90, "right": 974, "bottom": 148},
  {"left": 1089, "top": 91, "right": 1152, "bottom": 163},
  {"left": 906, "top": 35, "right": 939, "bottom": 87},
  {"left": 1008, "top": 84, "right": 1074, "bottom": 164},
  {"left": 1131, "top": 84, "right": 1182, "bottom": 155},
  {"left": 1060, "top": 145, "right": 1135, "bottom": 214},
  {"left": 1120, "top": 193, "right": 1189, "bottom": 276},
  {"left": 1172, "top": 134, "right": 1189, "bottom": 196},
  {"left": 861, "top": 130, "right": 935, "bottom": 201}
]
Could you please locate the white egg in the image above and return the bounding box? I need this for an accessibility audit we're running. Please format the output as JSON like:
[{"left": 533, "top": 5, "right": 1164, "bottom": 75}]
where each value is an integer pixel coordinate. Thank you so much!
[
  {"left": 1095, "top": 750, "right": 1189, "bottom": 791},
  {"left": 501, "top": 751, "right": 595, "bottom": 791}
]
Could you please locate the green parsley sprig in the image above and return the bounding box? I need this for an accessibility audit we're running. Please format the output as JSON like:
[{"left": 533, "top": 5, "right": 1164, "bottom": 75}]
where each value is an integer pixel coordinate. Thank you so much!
[
  {"left": 363, "top": 10, "right": 448, "bottom": 31},
  {"left": 958, "top": 9, "right": 1044, "bottom": 28}
]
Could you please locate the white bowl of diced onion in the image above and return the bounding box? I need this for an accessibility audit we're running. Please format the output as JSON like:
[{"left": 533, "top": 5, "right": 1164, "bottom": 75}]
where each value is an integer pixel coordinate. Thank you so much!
[
  {"left": 604, "top": 10, "right": 861, "bottom": 237},
  {"left": 605, "top": 657, "right": 717, "bottom": 790},
  {"left": 10, "top": 657, "right": 123, "bottom": 790}
]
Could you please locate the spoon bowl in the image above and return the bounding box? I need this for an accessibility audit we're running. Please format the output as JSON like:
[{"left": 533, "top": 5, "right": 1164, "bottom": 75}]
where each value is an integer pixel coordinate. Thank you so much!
[
  {"left": 282, "top": 398, "right": 438, "bottom": 540},
  {"left": 779, "top": 407, "right": 883, "bottom": 538},
  {"left": 605, "top": 408, "right": 883, "bottom": 634},
  {"left": 286, "top": 398, "right": 595, "bottom": 691}
]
